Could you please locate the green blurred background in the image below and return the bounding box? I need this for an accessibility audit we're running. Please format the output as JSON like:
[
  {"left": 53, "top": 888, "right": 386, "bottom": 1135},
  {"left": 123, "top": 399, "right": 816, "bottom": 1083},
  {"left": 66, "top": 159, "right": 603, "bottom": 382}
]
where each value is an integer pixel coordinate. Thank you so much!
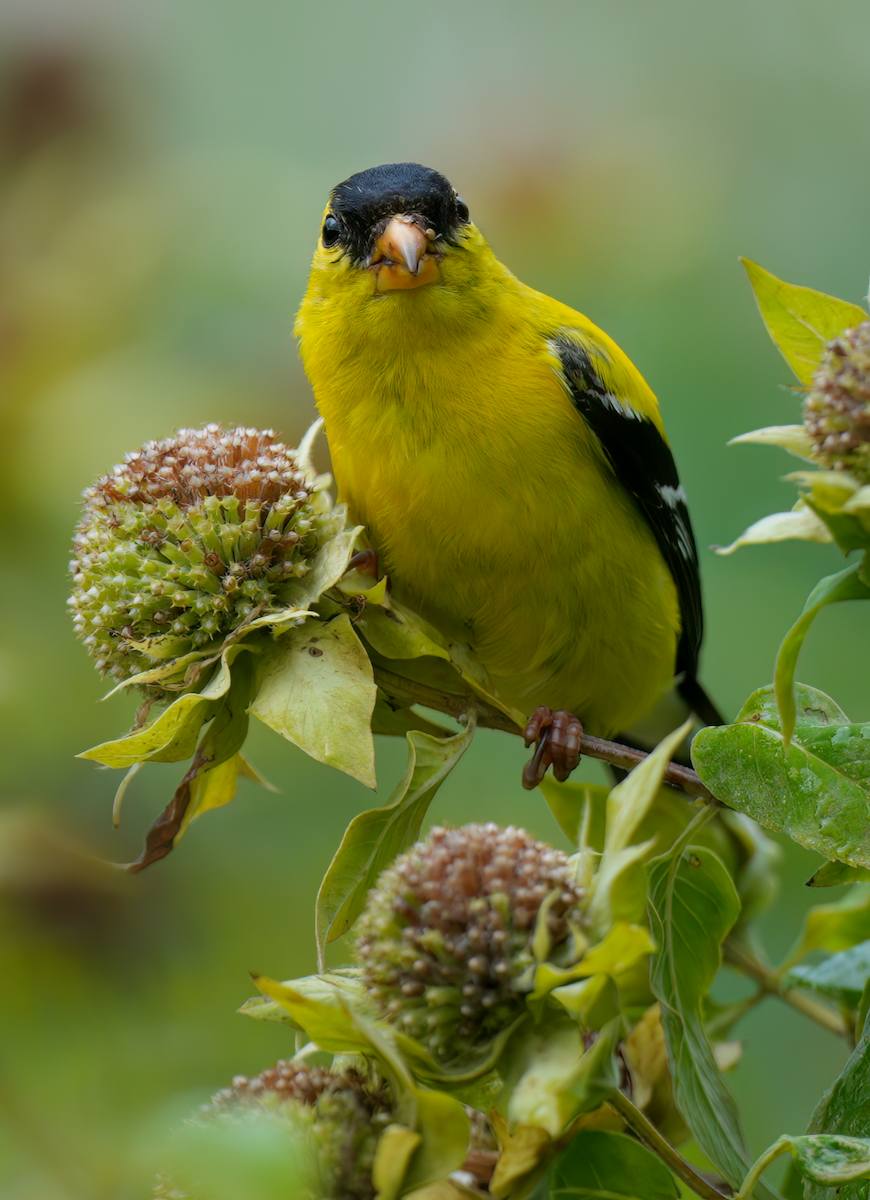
[{"left": 1, "top": 0, "right": 869, "bottom": 1194}]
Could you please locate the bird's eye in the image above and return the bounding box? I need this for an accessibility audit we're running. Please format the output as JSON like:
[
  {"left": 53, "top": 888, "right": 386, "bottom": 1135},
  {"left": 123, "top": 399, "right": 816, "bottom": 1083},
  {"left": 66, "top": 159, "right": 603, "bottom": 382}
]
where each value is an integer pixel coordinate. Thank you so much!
[
  {"left": 454, "top": 194, "right": 470, "bottom": 223},
  {"left": 321, "top": 214, "right": 341, "bottom": 248}
]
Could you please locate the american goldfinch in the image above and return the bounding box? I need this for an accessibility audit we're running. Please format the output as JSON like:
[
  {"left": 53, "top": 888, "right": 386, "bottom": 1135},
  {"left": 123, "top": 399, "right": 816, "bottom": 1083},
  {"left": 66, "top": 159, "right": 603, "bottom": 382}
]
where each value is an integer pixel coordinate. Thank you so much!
[{"left": 295, "top": 162, "right": 719, "bottom": 786}]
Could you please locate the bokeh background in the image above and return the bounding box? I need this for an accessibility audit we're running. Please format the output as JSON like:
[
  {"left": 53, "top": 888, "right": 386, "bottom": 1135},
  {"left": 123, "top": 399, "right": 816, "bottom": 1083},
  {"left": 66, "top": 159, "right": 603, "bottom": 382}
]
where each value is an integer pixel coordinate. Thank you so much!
[{"left": 2, "top": 0, "right": 869, "bottom": 1195}]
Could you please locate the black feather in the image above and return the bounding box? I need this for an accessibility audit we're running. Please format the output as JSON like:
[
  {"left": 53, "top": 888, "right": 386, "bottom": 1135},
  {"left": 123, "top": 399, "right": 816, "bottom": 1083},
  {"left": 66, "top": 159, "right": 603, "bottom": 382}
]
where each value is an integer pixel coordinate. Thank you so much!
[
  {"left": 551, "top": 332, "right": 705, "bottom": 689},
  {"left": 328, "top": 163, "right": 468, "bottom": 265}
]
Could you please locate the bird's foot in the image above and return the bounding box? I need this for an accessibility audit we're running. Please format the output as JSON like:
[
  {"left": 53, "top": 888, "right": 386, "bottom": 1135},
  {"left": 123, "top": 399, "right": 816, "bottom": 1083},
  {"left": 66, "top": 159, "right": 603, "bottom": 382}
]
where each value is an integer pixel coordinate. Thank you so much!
[
  {"left": 346, "top": 548, "right": 379, "bottom": 578},
  {"left": 522, "top": 706, "right": 584, "bottom": 790}
]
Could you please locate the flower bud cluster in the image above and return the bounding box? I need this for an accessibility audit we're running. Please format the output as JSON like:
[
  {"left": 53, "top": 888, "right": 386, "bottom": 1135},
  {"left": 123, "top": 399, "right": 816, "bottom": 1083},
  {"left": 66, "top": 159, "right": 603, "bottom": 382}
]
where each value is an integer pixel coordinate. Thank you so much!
[
  {"left": 69, "top": 426, "right": 323, "bottom": 686},
  {"left": 202, "top": 1061, "right": 392, "bottom": 1200},
  {"left": 804, "top": 322, "right": 870, "bottom": 481},
  {"left": 354, "top": 823, "right": 582, "bottom": 1064}
]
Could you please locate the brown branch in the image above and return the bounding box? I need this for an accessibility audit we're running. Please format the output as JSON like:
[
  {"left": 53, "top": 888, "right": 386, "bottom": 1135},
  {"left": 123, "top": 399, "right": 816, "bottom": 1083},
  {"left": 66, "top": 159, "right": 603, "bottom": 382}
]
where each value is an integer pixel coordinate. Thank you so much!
[
  {"left": 373, "top": 664, "right": 718, "bottom": 803},
  {"left": 723, "top": 938, "right": 849, "bottom": 1039}
]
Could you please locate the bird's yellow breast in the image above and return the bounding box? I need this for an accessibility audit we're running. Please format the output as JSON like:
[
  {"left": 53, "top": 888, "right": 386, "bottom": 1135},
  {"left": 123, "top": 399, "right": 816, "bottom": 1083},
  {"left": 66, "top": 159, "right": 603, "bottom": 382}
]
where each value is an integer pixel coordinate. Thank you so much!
[{"left": 296, "top": 236, "right": 680, "bottom": 735}]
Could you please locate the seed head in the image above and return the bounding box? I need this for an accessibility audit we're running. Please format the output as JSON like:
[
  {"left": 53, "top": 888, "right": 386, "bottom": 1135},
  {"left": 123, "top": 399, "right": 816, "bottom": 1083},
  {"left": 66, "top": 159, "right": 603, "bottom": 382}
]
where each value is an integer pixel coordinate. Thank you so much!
[
  {"left": 804, "top": 323, "right": 870, "bottom": 481},
  {"left": 354, "top": 823, "right": 583, "bottom": 1064},
  {"left": 69, "top": 426, "right": 325, "bottom": 690},
  {"left": 162, "top": 1060, "right": 392, "bottom": 1200}
]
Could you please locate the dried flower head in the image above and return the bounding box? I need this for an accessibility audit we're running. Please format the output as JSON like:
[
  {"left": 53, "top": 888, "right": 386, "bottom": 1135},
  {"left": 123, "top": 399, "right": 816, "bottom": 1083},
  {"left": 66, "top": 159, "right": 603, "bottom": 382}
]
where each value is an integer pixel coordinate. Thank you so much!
[
  {"left": 156, "top": 1061, "right": 393, "bottom": 1200},
  {"left": 804, "top": 323, "right": 870, "bottom": 481},
  {"left": 354, "top": 823, "right": 583, "bottom": 1064},
  {"left": 69, "top": 426, "right": 326, "bottom": 688}
]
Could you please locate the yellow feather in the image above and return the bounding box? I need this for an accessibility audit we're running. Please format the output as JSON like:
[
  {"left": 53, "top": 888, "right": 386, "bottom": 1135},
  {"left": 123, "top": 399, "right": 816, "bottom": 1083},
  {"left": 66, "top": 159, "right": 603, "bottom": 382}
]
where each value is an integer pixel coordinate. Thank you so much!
[{"left": 296, "top": 217, "right": 680, "bottom": 737}]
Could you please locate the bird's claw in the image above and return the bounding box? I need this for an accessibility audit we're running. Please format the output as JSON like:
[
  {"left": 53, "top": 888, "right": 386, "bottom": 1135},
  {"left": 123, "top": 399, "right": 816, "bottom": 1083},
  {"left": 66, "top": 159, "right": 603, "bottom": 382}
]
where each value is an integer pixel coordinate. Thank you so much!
[{"left": 522, "top": 706, "right": 583, "bottom": 790}]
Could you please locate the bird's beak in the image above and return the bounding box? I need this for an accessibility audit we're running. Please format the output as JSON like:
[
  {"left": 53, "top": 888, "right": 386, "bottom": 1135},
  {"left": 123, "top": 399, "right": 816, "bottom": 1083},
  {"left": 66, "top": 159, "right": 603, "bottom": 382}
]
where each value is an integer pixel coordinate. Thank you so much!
[{"left": 370, "top": 216, "right": 440, "bottom": 292}]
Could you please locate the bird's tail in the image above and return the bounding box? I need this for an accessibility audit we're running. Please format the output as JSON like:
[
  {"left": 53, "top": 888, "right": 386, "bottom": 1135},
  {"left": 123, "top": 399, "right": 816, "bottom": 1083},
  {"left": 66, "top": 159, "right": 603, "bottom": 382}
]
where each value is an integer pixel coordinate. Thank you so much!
[
  {"left": 676, "top": 674, "right": 727, "bottom": 729},
  {"left": 614, "top": 674, "right": 726, "bottom": 773}
]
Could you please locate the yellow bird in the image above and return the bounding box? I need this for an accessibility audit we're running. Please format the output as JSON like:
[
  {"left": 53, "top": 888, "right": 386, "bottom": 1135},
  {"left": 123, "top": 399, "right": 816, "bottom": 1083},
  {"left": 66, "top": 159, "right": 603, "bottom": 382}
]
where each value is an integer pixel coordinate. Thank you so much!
[{"left": 295, "top": 163, "right": 719, "bottom": 787}]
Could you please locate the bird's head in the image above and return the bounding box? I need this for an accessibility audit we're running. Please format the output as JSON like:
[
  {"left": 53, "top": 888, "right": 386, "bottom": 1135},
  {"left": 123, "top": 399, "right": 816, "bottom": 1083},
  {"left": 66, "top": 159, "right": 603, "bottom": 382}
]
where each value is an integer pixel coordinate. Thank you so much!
[{"left": 305, "top": 162, "right": 494, "bottom": 306}]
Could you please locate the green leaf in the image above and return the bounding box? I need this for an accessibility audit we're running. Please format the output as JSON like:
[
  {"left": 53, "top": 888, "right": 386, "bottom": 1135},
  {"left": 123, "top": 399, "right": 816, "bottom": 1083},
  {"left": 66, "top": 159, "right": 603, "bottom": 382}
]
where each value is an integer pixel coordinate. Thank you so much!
[
  {"left": 539, "top": 779, "right": 609, "bottom": 849},
  {"left": 506, "top": 1017, "right": 621, "bottom": 1139},
  {"left": 736, "top": 1135, "right": 870, "bottom": 1200},
  {"left": 692, "top": 685, "right": 870, "bottom": 870},
  {"left": 647, "top": 841, "right": 769, "bottom": 1196},
  {"left": 401, "top": 1087, "right": 470, "bottom": 1195},
  {"left": 550, "top": 1129, "right": 680, "bottom": 1199},
  {"left": 371, "top": 691, "right": 454, "bottom": 740},
  {"left": 719, "top": 810, "right": 782, "bottom": 924},
  {"left": 394, "top": 1016, "right": 526, "bottom": 1097},
  {"left": 809, "top": 861, "right": 870, "bottom": 887},
  {"left": 550, "top": 974, "right": 621, "bottom": 1031},
  {"left": 583, "top": 722, "right": 692, "bottom": 936},
  {"left": 249, "top": 613, "right": 377, "bottom": 787},
  {"left": 741, "top": 259, "right": 867, "bottom": 387},
  {"left": 792, "top": 472, "right": 870, "bottom": 556},
  {"left": 604, "top": 722, "right": 694, "bottom": 858},
  {"left": 774, "top": 564, "right": 870, "bottom": 742},
  {"left": 857, "top": 977, "right": 870, "bottom": 1042},
  {"left": 785, "top": 940, "right": 870, "bottom": 1007},
  {"left": 784, "top": 1136, "right": 870, "bottom": 1187},
  {"left": 783, "top": 884, "right": 870, "bottom": 969},
  {"left": 354, "top": 596, "right": 451, "bottom": 662},
  {"left": 585, "top": 839, "right": 657, "bottom": 937},
  {"left": 807, "top": 1031, "right": 870, "bottom": 1200},
  {"left": 314, "top": 721, "right": 476, "bottom": 965}
]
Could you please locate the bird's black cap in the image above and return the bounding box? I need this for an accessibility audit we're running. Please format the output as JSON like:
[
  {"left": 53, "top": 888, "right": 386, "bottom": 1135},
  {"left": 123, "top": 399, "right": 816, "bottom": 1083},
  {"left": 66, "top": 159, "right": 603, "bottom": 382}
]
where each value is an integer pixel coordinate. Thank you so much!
[{"left": 326, "top": 162, "right": 469, "bottom": 263}]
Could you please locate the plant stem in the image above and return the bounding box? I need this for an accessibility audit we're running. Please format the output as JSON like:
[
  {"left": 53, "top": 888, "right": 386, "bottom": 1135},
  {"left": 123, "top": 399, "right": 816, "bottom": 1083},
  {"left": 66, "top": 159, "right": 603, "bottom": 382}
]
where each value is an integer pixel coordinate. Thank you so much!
[
  {"left": 733, "top": 1139, "right": 791, "bottom": 1200},
  {"left": 723, "top": 938, "right": 849, "bottom": 1039},
  {"left": 373, "top": 665, "right": 718, "bottom": 802},
  {"left": 609, "top": 1090, "right": 729, "bottom": 1200}
]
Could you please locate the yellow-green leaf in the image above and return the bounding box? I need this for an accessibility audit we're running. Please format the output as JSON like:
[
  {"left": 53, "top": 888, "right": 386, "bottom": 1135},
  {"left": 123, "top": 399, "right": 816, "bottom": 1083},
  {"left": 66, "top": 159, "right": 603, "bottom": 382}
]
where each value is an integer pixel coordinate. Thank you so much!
[
  {"left": 371, "top": 692, "right": 454, "bottom": 740},
  {"left": 507, "top": 1016, "right": 620, "bottom": 1139},
  {"left": 250, "top": 613, "right": 377, "bottom": 787},
  {"left": 527, "top": 922, "right": 655, "bottom": 1017},
  {"left": 729, "top": 424, "right": 815, "bottom": 460},
  {"left": 372, "top": 1124, "right": 422, "bottom": 1200},
  {"left": 287, "top": 515, "right": 360, "bottom": 607},
  {"left": 782, "top": 884, "right": 870, "bottom": 969},
  {"left": 603, "top": 722, "right": 693, "bottom": 857},
  {"left": 539, "top": 778, "right": 609, "bottom": 849},
  {"left": 250, "top": 975, "right": 371, "bottom": 1055},
  {"left": 401, "top": 1088, "right": 470, "bottom": 1195},
  {"left": 742, "top": 259, "right": 867, "bottom": 386},
  {"left": 79, "top": 650, "right": 239, "bottom": 768},
  {"left": 715, "top": 507, "right": 833, "bottom": 555},
  {"left": 355, "top": 597, "right": 451, "bottom": 662},
  {"left": 176, "top": 753, "right": 240, "bottom": 840}
]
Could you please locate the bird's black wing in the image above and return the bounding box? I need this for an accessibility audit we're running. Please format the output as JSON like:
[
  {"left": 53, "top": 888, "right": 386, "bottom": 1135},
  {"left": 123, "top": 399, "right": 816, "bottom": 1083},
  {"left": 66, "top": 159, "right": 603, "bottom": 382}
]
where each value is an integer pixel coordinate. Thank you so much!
[{"left": 550, "top": 331, "right": 705, "bottom": 696}]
